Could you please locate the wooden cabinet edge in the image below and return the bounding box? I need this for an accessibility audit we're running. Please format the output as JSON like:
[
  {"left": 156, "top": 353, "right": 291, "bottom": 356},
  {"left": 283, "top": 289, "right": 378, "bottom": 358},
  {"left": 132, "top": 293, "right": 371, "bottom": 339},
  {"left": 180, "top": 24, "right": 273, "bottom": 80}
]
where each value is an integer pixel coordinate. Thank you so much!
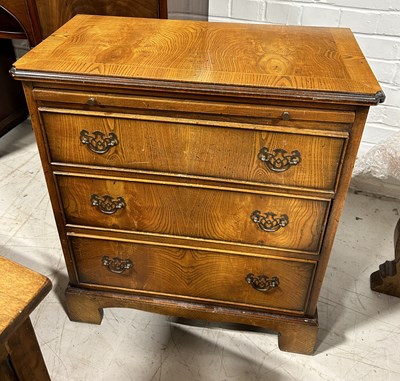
[
  {"left": 305, "top": 107, "right": 370, "bottom": 316},
  {"left": 11, "top": 68, "right": 383, "bottom": 106},
  {"left": 21, "top": 82, "right": 80, "bottom": 284}
]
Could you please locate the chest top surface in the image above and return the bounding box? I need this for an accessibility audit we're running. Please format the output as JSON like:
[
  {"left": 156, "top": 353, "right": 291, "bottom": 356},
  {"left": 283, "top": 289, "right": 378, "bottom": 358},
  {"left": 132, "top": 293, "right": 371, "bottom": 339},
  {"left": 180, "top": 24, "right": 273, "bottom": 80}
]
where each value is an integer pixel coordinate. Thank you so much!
[{"left": 13, "top": 14, "right": 383, "bottom": 104}]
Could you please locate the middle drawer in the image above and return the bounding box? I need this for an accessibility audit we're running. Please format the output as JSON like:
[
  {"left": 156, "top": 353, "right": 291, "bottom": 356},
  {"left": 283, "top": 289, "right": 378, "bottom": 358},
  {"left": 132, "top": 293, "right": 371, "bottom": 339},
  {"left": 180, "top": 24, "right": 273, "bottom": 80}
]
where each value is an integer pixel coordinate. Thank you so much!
[{"left": 57, "top": 174, "right": 329, "bottom": 254}]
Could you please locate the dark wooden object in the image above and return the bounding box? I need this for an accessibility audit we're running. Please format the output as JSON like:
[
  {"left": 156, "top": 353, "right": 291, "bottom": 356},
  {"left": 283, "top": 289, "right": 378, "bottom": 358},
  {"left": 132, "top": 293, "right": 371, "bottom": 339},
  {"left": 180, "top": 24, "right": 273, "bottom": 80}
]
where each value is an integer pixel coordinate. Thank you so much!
[
  {"left": 0, "top": 0, "right": 167, "bottom": 43},
  {"left": 13, "top": 16, "right": 383, "bottom": 355},
  {"left": 0, "top": 39, "right": 28, "bottom": 137},
  {"left": 370, "top": 218, "right": 400, "bottom": 297},
  {"left": 35, "top": 0, "right": 168, "bottom": 39},
  {"left": 0, "top": 0, "right": 42, "bottom": 45},
  {"left": 0, "top": 0, "right": 42, "bottom": 137},
  {"left": 0, "top": 256, "right": 52, "bottom": 380}
]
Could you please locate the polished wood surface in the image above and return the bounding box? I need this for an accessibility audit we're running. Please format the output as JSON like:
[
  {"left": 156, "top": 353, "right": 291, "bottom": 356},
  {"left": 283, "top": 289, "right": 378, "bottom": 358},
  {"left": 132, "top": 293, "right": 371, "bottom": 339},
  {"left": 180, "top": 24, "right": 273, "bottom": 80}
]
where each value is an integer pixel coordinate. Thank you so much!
[
  {"left": 370, "top": 218, "right": 400, "bottom": 297},
  {"left": 14, "top": 16, "right": 383, "bottom": 354},
  {"left": 71, "top": 236, "right": 316, "bottom": 313},
  {"left": 33, "top": 88, "right": 356, "bottom": 125},
  {"left": 4, "top": 319, "right": 50, "bottom": 381},
  {"left": 57, "top": 174, "right": 329, "bottom": 252},
  {"left": 14, "top": 15, "right": 383, "bottom": 104},
  {"left": 0, "top": 256, "right": 51, "bottom": 381},
  {"left": 42, "top": 110, "right": 346, "bottom": 191},
  {"left": 0, "top": 256, "right": 51, "bottom": 342},
  {"left": 35, "top": 0, "right": 167, "bottom": 39}
]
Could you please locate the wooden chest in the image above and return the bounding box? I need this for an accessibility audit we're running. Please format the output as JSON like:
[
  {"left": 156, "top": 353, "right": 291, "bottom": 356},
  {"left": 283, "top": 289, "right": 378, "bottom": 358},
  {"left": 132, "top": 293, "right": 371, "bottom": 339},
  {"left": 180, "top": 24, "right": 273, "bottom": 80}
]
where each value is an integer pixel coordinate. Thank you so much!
[{"left": 12, "top": 15, "right": 383, "bottom": 354}]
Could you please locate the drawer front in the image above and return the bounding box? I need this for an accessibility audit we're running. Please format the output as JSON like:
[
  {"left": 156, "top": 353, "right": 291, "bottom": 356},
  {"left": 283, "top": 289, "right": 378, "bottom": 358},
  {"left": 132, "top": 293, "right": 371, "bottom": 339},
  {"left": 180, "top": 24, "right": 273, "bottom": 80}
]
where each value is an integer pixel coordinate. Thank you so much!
[
  {"left": 70, "top": 235, "right": 316, "bottom": 313},
  {"left": 57, "top": 174, "right": 329, "bottom": 253},
  {"left": 34, "top": 89, "right": 355, "bottom": 125},
  {"left": 42, "top": 111, "right": 346, "bottom": 191}
]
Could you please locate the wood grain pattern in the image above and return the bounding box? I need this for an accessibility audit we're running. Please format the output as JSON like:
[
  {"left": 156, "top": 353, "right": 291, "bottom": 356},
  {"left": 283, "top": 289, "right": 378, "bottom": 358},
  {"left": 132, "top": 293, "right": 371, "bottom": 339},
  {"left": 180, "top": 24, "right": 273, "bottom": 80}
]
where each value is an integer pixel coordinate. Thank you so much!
[
  {"left": 67, "top": 227, "right": 324, "bottom": 261},
  {"left": 35, "top": 0, "right": 167, "bottom": 39},
  {"left": 0, "top": 256, "right": 51, "bottom": 381},
  {"left": 33, "top": 88, "right": 356, "bottom": 125},
  {"left": 41, "top": 111, "right": 346, "bottom": 191},
  {"left": 70, "top": 235, "right": 316, "bottom": 313},
  {"left": 5, "top": 318, "right": 50, "bottom": 381},
  {"left": 13, "top": 15, "right": 383, "bottom": 104},
  {"left": 0, "top": 256, "right": 51, "bottom": 343},
  {"left": 57, "top": 174, "right": 329, "bottom": 253}
]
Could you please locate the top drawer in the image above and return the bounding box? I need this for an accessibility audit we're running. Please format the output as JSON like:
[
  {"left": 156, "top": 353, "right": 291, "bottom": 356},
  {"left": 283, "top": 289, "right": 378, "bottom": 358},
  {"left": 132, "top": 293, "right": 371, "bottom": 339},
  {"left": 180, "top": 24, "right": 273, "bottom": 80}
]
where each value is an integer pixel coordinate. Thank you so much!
[{"left": 40, "top": 109, "right": 347, "bottom": 192}]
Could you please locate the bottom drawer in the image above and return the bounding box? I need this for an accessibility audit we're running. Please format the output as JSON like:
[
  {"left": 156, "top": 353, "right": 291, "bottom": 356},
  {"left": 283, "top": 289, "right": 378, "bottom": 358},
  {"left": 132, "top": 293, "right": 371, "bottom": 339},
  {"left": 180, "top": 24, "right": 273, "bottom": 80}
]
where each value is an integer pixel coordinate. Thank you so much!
[{"left": 69, "top": 235, "right": 316, "bottom": 314}]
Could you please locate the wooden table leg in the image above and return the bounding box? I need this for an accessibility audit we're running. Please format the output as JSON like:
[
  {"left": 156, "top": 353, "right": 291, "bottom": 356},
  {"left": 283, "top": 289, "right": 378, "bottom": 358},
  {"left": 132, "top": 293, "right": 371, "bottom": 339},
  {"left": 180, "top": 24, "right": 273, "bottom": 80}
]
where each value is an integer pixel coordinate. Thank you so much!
[
  {"left": 370, "top": 218, "right": 400, "bottom": 297},
  {"left": 0, "top": 359, "right": 17, "bottom": 380},
  {"left": 0, "top": 347, "right": 18, "bottom": 381},
  {"left": 5, "top": 318, "right": 50, "bottom": 381}
]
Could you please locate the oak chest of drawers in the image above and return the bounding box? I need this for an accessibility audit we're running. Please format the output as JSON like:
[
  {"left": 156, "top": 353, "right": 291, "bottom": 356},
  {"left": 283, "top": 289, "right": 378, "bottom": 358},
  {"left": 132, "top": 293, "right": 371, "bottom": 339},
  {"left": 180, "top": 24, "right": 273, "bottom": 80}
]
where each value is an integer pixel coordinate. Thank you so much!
[{"left": 13, "top": 15, "right": 383, "bottom": 354}]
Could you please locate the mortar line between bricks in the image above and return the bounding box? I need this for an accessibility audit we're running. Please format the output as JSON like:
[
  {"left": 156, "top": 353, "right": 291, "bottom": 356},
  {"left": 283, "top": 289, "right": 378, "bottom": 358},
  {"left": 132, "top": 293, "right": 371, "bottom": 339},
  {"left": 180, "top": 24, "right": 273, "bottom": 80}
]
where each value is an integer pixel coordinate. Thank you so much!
[
  {"left": 365, "top": 123, "right": 400, "bottom": 131},
  {"left": 377, "top": 82, "right": 400, "bottom": 87},
  {"left": 354, "top": 32, "right": 400, "bottom": 40},
  {"left": 370, "top": 104, "right": 400, "bottom": 110},
  {"left": 378, "top": 83, "right": 400, "bottom": 90},
  {"left": 368, "top": 58, "right": 400, "bottom": 64},
  {"left": 263, "top": 0, "right": 400, "bottom": 14}
]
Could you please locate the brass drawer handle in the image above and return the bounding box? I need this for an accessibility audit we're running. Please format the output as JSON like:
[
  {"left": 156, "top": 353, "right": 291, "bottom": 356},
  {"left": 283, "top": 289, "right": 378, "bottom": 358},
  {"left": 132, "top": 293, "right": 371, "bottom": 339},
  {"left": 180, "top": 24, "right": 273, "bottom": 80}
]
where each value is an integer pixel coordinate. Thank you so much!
[
  {"left": 102, "top": 256, "right": 133, "bottom": 274},
  {"left": 258, "top": 147, "right": 301, "bottom": 172},
  {"left": 246, "top": 273, "right": 280, "bottom": 292},
  {"left": 80, "top": 129, "right": 119, "bottom": 154},
  {"left": 250, "top": 210, "right": 289, "bottom": 232},
  {"left": 86, "top": 97, "right": 98, "bottom": 106},
  {"left": 91, "top": 194, "right": 126, "bottom": 215}
]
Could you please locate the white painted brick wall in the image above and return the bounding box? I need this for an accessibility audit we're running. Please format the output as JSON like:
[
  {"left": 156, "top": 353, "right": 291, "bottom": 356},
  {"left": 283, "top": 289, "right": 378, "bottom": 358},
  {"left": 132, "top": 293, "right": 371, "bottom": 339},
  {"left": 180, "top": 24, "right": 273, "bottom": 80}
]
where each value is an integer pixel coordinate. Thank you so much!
[
  {"left": 266, "top": 2, "right": 302, "bottom": 24},
  {"left": 208, "top": 0, "right": 400, "bottom": 161},
  {"left": 302, "top": 6, "right": 340, "bottom": 26},
  {"left": 231, "top": 0, "right": 266, "bottom": 20}
]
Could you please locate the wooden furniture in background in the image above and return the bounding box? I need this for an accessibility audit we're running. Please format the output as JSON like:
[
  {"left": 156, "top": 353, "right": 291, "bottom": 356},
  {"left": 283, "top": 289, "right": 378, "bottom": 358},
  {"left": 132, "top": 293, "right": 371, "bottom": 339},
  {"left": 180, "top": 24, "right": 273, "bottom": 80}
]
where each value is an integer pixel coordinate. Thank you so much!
[
  {"left": 0, "top": 256, "right": 51, "bottom": 380},
  {"left": 35, "top": 0, "right": 168, "bottom": 38},
  {"left": 0, "top": 39, "right": 28, "bottom": 137},
  {"left": 0, "top": 0, "right": 41, "bottom": 137},
  {"left": 0, "top": 0, "right": 167, "bottom": 44},
  {"left": 0, "top": 0, "right": 42, "bottom": 45},
  {"left": 12, "top": 16, "right": 383, "bottom": 355},
  {"left": 370, "top": 218, "right": 400, "bottom": 297}
]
